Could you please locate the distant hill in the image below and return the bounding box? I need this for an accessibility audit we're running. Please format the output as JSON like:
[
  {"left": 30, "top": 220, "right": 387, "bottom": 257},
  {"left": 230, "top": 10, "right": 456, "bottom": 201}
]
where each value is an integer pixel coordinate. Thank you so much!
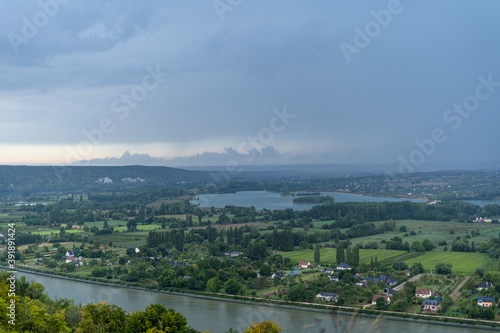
[{"left": 0, "top": 165, "right": 210, "bottom": 195}]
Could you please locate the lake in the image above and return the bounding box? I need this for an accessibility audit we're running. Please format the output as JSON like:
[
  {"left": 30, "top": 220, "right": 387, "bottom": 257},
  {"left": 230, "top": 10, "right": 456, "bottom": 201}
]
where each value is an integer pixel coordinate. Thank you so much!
[
  {"left": 5, "top": 269, "right": 490, "bottom": 333},
  {"left": 191, "top": 191, "right": 425, "bottom": 211},
  {"left": 464, "top": 200, "right": 500, "bottom": 207}
]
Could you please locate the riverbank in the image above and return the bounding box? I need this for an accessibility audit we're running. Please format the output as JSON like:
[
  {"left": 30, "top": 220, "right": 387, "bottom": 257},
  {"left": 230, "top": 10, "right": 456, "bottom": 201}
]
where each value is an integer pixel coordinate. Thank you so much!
[{"left": 3, "top": 265, "right": 500, "bottom": 331}]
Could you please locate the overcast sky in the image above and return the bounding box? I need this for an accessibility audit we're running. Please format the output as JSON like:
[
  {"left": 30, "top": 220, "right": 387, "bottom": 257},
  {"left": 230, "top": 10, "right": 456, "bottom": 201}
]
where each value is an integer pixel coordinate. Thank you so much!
[{"left": 0, "top": 0, "right": 499, "bottom": 169}]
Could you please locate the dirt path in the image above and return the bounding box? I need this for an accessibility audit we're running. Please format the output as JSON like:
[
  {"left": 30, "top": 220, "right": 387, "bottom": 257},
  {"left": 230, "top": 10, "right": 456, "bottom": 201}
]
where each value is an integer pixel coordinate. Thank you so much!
[{"left": 450, "top": 276, "right": 470, "bottom": 298}]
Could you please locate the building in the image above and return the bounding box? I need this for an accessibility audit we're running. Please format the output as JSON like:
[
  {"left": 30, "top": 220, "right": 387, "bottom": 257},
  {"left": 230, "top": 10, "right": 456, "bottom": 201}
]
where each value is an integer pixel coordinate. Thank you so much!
[
  {"left": 383, "top": 288, "right": 397, "bottom": 297},
  {"left": 372, "top": 295, "right": 390, "bottom": 305},
  {"left": 477, "top": 296, "right": 495, "bottom": 307},
  {"left": 336, "top": 263, "right": 351, "bottom": 270},
  {"left": 386, "top": 277, "right": 397, "bottom": 286},
  {"left": 422, "top": 300, "right": 440, "bottom": 311},
  {"left": 415, "top": 288, "right": 432, "bottom": 298},
  {"left": 316, "top": 292, "right": 338, "bottom": 302},
  {"left": 477, "top": 282, "right": 494, "bottom": 291},
  {"left": 65, "top": 256, "right": 77, "bottom": 263},
  {"left": 298, "top": 261, "right": 312, "bottom": 269}
]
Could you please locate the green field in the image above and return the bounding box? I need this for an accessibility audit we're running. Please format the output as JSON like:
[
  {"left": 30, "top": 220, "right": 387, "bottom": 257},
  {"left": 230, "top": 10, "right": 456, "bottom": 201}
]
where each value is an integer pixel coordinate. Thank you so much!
[
  {"left": 32, "top": 229, "right": 86, "bottom": 235},
  {"left": 350, "top": 220, "right": 500, "bottom": 248},
  {"left": 282, "top": 246, "right": 499, "bottom": 275},
  {"left": 83, "top": 220, "right": 128, "bottom": 228},
  {"left": 284, "top": 248, "right": 406, "bottom": 266},
  {"left": 405, "top": 251, "right": 498, "bottom": 275}
]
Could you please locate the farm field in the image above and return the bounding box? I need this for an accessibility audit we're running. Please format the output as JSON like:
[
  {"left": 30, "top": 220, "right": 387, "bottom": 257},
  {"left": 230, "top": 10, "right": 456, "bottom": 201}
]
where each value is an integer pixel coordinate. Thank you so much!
[
  {"left": 405, "top": 251, "right": 498, "bottom": 275},
  {"left": 32, "top": 229, "right": 86, "bottom": 235},
  {"left": 284, "top": 248, "right": 406, "bottom": 266},
  {"left": 350, "top": 219, "right": 500, "bottom": 248},
  {"left": 284, "top": 246, "right": 499, "bottom": 275}
]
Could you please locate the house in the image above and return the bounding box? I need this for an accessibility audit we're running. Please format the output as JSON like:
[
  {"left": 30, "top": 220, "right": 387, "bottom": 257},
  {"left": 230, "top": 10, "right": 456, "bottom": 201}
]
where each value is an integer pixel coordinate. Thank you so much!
[
  {"left": 422, "top": 299, "right": 440, "bottom": 311},
  {"left": 65, "top": 256, "right": 77, "bottom": 263},
  {"left": 477, "top": 282, "right": 494, "bottom": 291},
  {"left": 316, "top": 292, "right": 338, "bottom": 302},
  {"left": 386, "top": 277, "right": 397, "bottom": 286},
  {"left": 183, "top": 276, "right": 191, "bottom": 280},
  {"left": 336, "top": 263, "right": 351, "bottom": 270},
  {"left": 298, "top": 261, "right": 312, "bottom": 269},
  {"left": 383, "top": 288, "right": 396, "bottom": 297},
  {"left": 229, "top": 251, "right": 242, "bottom": 257},
  {"left": 379, "top": 275, "right": 387, "bottom": 282},
  {"left": 330, "top": 276, "right": 339, "bottom": 282},
  {"left": 324, "top": 268, "right": 334, "bottom": 275},
  {"left": 288, "top": 270, "right": 300, "bottom": 277},
  {"left": 372, "top": 295, "right": 390, "bottom": 305},
  {"left": 356, "top": 280, "right": 366, "bottom": 287},
  {"left": 403, "top": 269, "right": 410, "bottom": 276},
  {"left": 270, "top": 272, "right": 285, "bottom": 280},
  {"left": 415, "top": 289, "right": 432, "bottom": 298},
  {"left": 65, "top": 250, "right": 80, "bottom": 257},
  {"left": 477, "top": 296, "right": 495, "bottom": 307}
]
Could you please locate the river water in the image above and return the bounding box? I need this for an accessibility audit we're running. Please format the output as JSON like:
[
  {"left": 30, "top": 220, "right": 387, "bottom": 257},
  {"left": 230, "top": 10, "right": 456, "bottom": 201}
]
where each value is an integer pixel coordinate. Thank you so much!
[
  {"left": 191, "top": 191, "right": 425, "bottom": 211},
  {"left": 7, "top": 269, "right": 492, "bottom": 333}
]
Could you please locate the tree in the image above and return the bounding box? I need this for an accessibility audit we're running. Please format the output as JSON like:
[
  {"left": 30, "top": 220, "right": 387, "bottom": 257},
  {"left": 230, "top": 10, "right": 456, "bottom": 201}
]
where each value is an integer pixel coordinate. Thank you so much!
[
  {"left": 345, "top": 247, "right": 352, "bottom": 266},
  {"left": 244, "top": 321, "right": 282, "bottom": 333},
  {"left": 206, "top": 277, "right": 222, "bottom": 292},
  {"left": 441, "top": 296, "right": 454, "bottom": 313},
  {"left": 46, "top": 261, "right": 58, "bottom": 269},
  {"left": 411, "top": 241, "right": 425, "bottom": 252},
  {"left": 435, "top": 262, "right": 452, "bottom": 275},
  {"left": 336, "top": 242, "right": 345, "bottom": 264},
  {"left": 410, "top": 262, "right": 424, "bottom": 275},
  {"left": 78, "top": 302, "right": 126, "bottom": 333},
  {"left": 314, "top": 245, "right": 321, "bottom": 264},
  {"left": 399, "top": 225, "right": 407, "bottom": 232},
  {"left": 287, "top": 284, "right": 309, "bottom": 302},
  {"left": 260, "top": 264, "right": 272, "bottom": 277},
  {"left": 422, "top": 239, "right": 435, "bottom": 251},
  {"left": 225, "top": 278, "right": 242, "bottom": 295},
  {"left": 376, "top": 296, "right": 389, "bottom": 310},
  {"left": 218, "top": 213, "right": 230, "bottom": 225},
  {"left": 392, "top": 262, "right": 408, "bottom": 271},
  {"left": 127, "top": 219, "right": 137, "bottom": 232},
  {"left": 352, "top": 246, "right": 360, "bottom": 267},
  {"left": 126, "top": 304, "right": 194, "bottom": 333}
]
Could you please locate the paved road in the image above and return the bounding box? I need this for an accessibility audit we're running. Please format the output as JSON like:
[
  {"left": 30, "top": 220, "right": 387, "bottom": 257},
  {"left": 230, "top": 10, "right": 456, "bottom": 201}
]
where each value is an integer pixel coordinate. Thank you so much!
[{"left": 394, "top": 273, "right": 423, "bottom": 291}]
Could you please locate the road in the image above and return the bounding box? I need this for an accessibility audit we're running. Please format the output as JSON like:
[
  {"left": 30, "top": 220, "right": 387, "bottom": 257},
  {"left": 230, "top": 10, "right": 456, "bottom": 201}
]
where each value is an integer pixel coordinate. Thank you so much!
[{"left": 394, "top": 273, "right": 423, "bottom": 291}]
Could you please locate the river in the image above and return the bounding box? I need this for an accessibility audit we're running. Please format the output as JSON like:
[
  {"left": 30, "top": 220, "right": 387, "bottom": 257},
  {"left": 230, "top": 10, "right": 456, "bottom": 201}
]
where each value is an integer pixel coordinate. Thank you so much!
[
  {"left": 191, "top": 191, "right": 425, "bottom": 211},
  {"left": 6, "top": 269, "right": 493, "bottom": 333}
]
